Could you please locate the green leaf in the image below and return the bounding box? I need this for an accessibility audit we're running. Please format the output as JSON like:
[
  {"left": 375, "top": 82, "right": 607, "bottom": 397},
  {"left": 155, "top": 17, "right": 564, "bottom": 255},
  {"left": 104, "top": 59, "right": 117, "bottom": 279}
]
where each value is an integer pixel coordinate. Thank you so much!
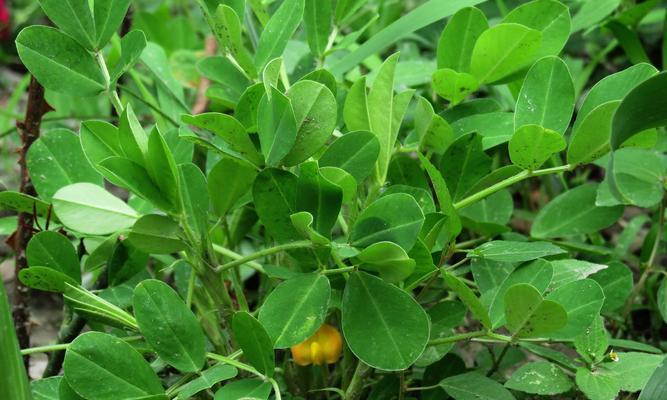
[
  {"left": 177, "top": 364, "right": 238, "bottom": 400},
  {"left": 382, "top": 185, "right": 435, "bottom": 214},
  {"left": 608, "top": 148, "right": 666, "bottom": 208},
  {"left": 53, "top": 183, "right": 139, "bottom": 235},
  {"left": 368, "top": 53, "right": 401, "bottom": 183},
  {"left": 182, "top": 113, "right": 263, "bottom": 167},
  {"left": 470, "top": 258, "right": 515, "bottom": 295},
  {"left": 262, "top": 57, "right": 282, "bottom": 95},
  {"left": 509, "top": 125, "right": 566, "bottom": 170},
  {"left": 133, "top": 279, "right": 206, "bottom": 372},
  {"left": 432, "top": 69, "right": 478, "bottom": 105},
  {"left": 567, "top": 101, "right": 621, "bottom": 165},
  {"left": 419, "top": 153, "right": 461, "bottom": 242},
  {"left": 59, "top": 378, "right": 85, "bottom": 400},
  {"left": 639, "top": 359, "right": 667, "bottom": 400},
  {"left": 470, "top": 23, "right": 542, "bottom": 84},
  {"left": 514, "top": 56, "right": 575, "bottom": 134},
  {"left": 140, "top": 43, "right": 188, "bottom": 112},
  {"left": 343, "top": 78, "right": 371, "bottom": 132},
  {"left": 441, "top": 133, "right": 491, "bottom": 201},
  {"left": 502, "top": 0, "right": 571, "bottom": 59},
  {"left": 550, "top": 259, "right": 607, "bottom": 290},
  {"left": 19, "top": 266, "right": 79, "bottom": 293},
  {"left": 232, "top": 312, "right": 275, "bottom": 377},
  {"left": 98, "top": 156, "right": 173, "bottom": 212},
  {"left": 127, "top": 214, "right": 187, "bottom": 254},
  {"left": 573, "top": 63, "right": 657, "bottom": 135},
  {"left": 436, "top": 6, "right": 488, "bottom": 71},
  {"left": 605, "top": 352, "right": 666, "bottom": 392},
  {"left": 611, "top": 71, "right": 667, "bottom": 149},
  {"left": 546, "top": 279, "right": 605, "bottom": 339},
  {"left": 504, "top": 283, "right": 567, "bottom": 338},
  {"left": 27, "top": 231, "right": 80, "bottom": 283},
  {"left": 470, "top": 240, "right": 566, "bottom": 263},
  {"left": 505, "top": 361, "right": 573, "bottom": 395},
  {"left": 258, "top": 274, "right": 331, "bottom": 348},
  {"left": 0, "top": 280, "right": 31, "bottom": 400},
  {"left": 334, "top": 0, "right": 368, "bottom": 24},
  {"left": 388, "top": 155, "right": 429, "bottom": 190},
  {"left": 329, "top": 0, "right": 487, "bottom": 75},
  {"left": 146, "top": 127, "right": 180, "bottom": 210},
  {"left": 94, "top": 0, "right": 133, "bottom": 49},
  {"left": 37, "top": 0, "right": 95, "bottom": 50},
  {"left": 257, "top": 88, "right": 298, "bottom": 166},
  {"left": 198, "top": 56, "right": 250, "bottom": 107},
  {"left": 109, "top": 30, "right": 146, "bottom": 82},
  {"left": 575, "top": 317, "right": 609, "bottom": 364},
  {"left": 451, "top": 112, "right": 514, "bottom": 149},
  {"left": 253, "top": 168, "right": 300, "bottom": 244},
  {"left": 213, "top": 5, "right": 256, "bottom": 78},
  {"left": 422, "top": 113, "right": 455, "bottom": 155},
  {"left": 353, "top": 241, "right": 416, "bottom": 283},
  {"left": 319, "top": 167, "right": 357, "bottom": 204},
  {"left": 571, "top": 0, "right": 621, "bottom": 33},
  {"left": 31, "top": 376, "right": 61, "bottom": 400},
  {"left": 214, "top": 379, "right": 272, "bottom": 400},
  {"left": 350, "top": 193, "right": 424, "bottom": 251},
  {"left": 531, "top": 183, "right": 624, "bottom": 238},
  {"left": 576, "top": 367, "right": 620, "bottom": 400},
  {"left": 590, "top": 261, "right": 633, "bottom": 313},
  {"left": 208, "top": 156, "right": 258, "bottom": 217},
  {"left": 63, "top": 283, "right": 137, "bottom": 329},
  {"left": 27, "top": 129, "right": 103, "bottom": 202},
  {"left": 16, "top": 26, "right": 105, "bottom": 96},
  {"left": 487, "top": 259, "right": 555, "bottom": 327},
  {"left": 0, "top": 191, "right": 52, "bottom": 217},
  {"left": 63, "top": 332, "right": 165, "bottom": 400},
  {"left": 304, "top": 0, "right": 332, "bottom": 57},
  {"left": 80, "top": 120, "right": 124, "bottom": 169},
  {"left": 117, "top": 103, "right": 149, "bottom": 167},
  {"left": 299, "top": 69, "right": 337, "bottom": 96},
  {"left": 342, "top": 271, "right": 429, "bottom": 371},
  {"left": 459, "top": 189, "right": 513, "bottom": 232},
  {"left": 282, "top": 80, "right": 337, "bottom": 166},
  {"left": 254, "top": 0, "right": 305, "bottom": 70},
  {"left": 177, "top": 163, "right": 209, "bottom": 240},
  {"left": 296, "top": 161, "right": 342, "bottom": 237},
  {"left": 443, "top": 271, "right": 492, "bottom": 329},
  {"left": 440, "top": 372, "right": 516, "bottom": 400}
]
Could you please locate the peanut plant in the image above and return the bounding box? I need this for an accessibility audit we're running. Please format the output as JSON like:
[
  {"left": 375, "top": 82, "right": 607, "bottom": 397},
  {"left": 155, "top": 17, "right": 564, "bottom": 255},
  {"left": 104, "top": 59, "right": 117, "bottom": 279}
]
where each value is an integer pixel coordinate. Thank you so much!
[{"left": 1, "top": 0, "right": 667, "bottom": 399}]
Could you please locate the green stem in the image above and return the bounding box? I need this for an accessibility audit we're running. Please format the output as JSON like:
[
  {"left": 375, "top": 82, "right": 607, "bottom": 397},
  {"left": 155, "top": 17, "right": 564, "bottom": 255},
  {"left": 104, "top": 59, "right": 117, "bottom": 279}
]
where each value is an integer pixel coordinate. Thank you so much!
[
  {"left": 486, "top": 342, "right": 511, "bottom": 377},
  {"left": 405, "top": 384, "right": 441, "bottom": 392},
  {"left": 206, "top": 352, "right": 281, "bottom": 400},
  {"left": 214, "top": 241, "right": 312, "bottom": 273},
  {"left": 21, "top": 335, "right": 142, "bottom": 355},
  {"left": 321, "top": 266, "right": 357, "bottom": 275},
  {"left": 20, "top": 343, "right": 70, "bottom": 355},
  {"left": 344, "top": 362, "right": 371, "bottom": 400},
  {"left": 212, "top": 244, "right": 265, "bottom": 273},
  {"left": 95, "top": 52, "right": 124, "bottom": 115},
  {"left": 453, "top": 164, "right": 573, "bottom": 210},
  {"left": 428, "top": 330, "right": 487, "bottom": 346}
]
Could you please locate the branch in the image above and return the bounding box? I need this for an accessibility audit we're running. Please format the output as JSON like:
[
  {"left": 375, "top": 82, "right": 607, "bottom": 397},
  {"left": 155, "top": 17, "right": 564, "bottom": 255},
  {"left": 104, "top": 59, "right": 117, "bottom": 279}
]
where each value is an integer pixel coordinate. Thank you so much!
[{"left": 12, "top": 76, "right": 51, "bottom": 369}]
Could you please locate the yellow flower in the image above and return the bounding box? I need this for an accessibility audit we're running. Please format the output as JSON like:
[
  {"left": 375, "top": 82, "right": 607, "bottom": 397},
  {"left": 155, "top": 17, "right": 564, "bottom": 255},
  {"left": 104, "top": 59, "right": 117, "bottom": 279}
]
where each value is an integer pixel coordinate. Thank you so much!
[{"left": 290, "top": 324, "right": 342, "bottom": 366}]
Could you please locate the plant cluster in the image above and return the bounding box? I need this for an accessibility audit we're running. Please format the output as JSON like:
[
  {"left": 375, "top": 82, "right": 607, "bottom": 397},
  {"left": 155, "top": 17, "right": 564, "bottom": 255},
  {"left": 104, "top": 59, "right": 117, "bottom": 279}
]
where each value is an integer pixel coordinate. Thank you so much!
[{"left": 1, "top": 0, "right": 667, "bottom": 399}]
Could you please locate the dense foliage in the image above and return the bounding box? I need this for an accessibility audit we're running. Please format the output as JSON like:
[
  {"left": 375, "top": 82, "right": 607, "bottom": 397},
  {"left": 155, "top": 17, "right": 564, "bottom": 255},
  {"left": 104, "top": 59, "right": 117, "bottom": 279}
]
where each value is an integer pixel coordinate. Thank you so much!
[{"left": 2, "top": 0, "right": 667, "bottom": 399}]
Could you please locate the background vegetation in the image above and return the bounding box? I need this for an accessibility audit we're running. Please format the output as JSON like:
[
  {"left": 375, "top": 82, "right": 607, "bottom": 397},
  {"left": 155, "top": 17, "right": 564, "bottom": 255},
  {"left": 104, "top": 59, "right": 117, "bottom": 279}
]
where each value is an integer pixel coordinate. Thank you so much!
[{"left": 1, "top": 0, "right": 667, "bottom": 399}]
